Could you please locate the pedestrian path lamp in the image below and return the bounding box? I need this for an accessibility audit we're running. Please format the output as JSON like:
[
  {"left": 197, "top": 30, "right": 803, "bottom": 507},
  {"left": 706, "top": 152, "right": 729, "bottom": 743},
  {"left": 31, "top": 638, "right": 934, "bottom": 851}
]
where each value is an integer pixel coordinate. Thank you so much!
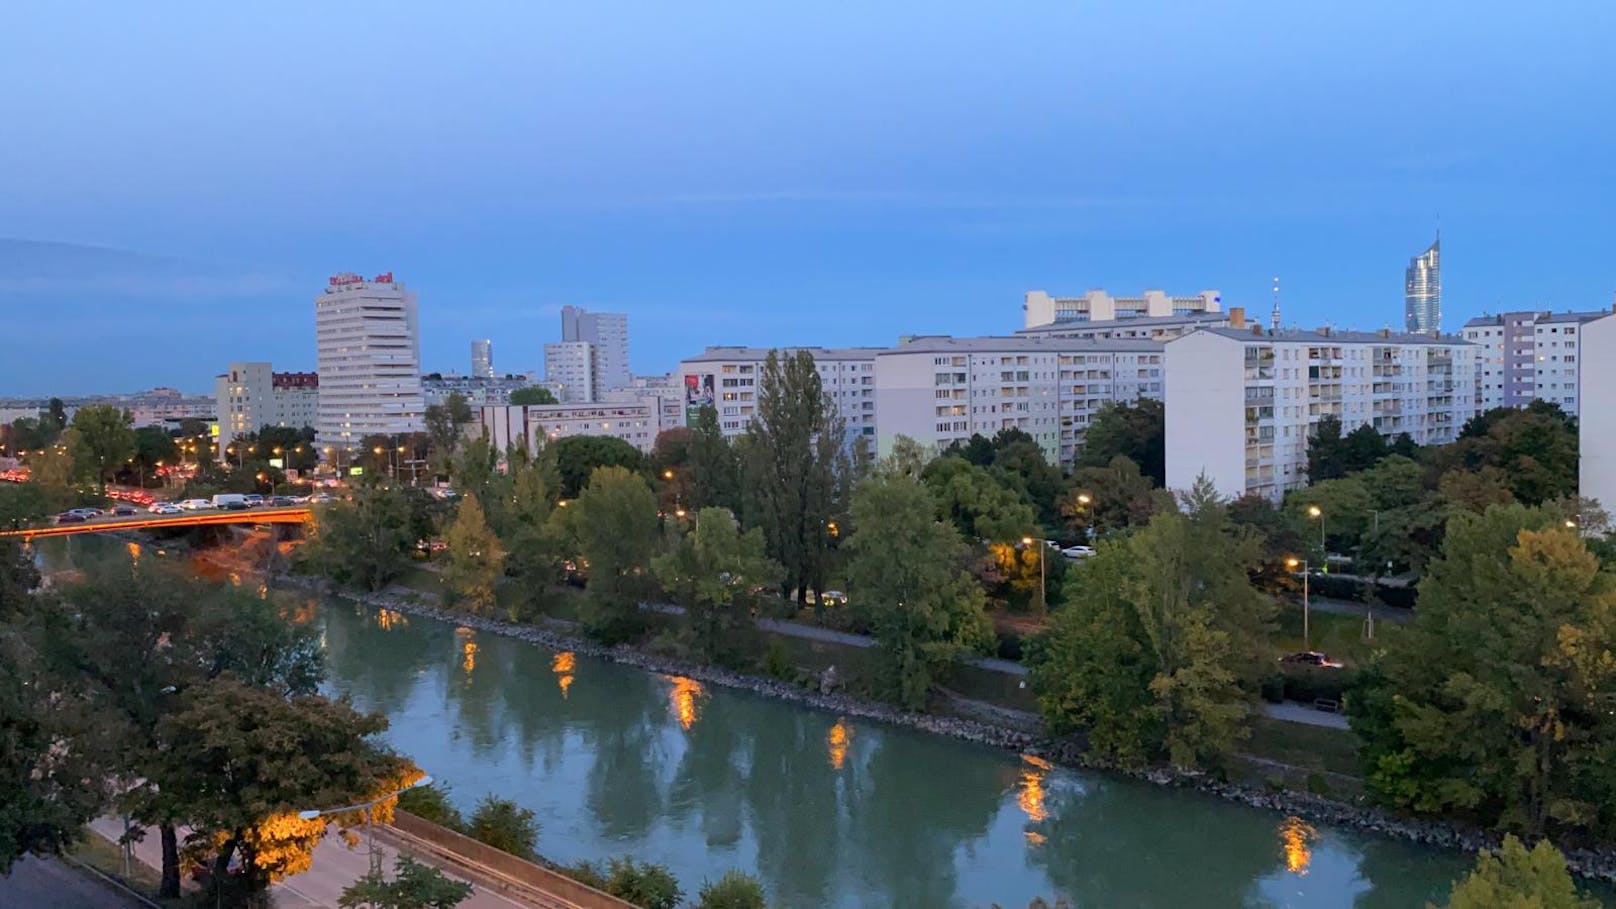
[
  {"left": 1285, "top": 557, "right": 1310, "bottom": 650},
  {"left": 297, "top": 775, "right": 433, "bottom": 875}
]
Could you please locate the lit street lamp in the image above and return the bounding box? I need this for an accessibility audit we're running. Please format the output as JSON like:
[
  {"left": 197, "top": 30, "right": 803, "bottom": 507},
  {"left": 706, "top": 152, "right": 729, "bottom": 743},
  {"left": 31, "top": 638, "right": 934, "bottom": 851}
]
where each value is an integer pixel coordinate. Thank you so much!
[
  {"left": 1307, "top": 505, "right": 1325, "bottom": 572},
  {"left": 297, "top": 775, "right": 433, "bottom": 875},
  {"left": 1022, "top": 535, "right": 1047, "bottom": 614},
  {"left": 1285, "top": 557, "right": 1311, "bottom": 650}
]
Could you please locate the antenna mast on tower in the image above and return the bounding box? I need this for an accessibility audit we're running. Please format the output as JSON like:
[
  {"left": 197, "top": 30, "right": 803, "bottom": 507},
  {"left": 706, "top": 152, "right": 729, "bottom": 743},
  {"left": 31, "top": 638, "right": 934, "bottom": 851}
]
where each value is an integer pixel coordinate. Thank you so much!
[{"left": 1270, "top": 276, "right": 1281, "bottom": 331}]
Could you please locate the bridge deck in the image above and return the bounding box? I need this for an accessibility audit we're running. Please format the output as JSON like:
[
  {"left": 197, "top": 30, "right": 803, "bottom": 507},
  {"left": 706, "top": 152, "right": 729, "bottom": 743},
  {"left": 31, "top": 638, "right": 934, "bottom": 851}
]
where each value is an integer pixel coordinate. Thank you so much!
[{"left": 0, "top": 507, "right": 313, "bottom": 541}]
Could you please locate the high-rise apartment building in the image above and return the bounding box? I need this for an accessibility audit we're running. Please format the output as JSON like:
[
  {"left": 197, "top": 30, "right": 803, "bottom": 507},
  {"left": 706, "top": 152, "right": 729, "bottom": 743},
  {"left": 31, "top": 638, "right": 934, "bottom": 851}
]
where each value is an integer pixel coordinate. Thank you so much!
[
  {"left": 1405, "top": 236, "right": 1442, "bottom": 335},
  {"left": 471, "top": 339, "right": 494, "bottom": 379},
  {"left": 1578, "top": 313, "right": 1616, "bottom": 516},
  {"left": 215, "top": 362, "right": 318, "bottom": 456},
  {"left": 873, "top": 334, "right": 1165, "bottom": 465},
  {"left": 553, "top": 305, "right": 630, "bottom": 397},
  {"left": 1460, "top": 310, "right": 1603, "bottom": 416},
  {"left": 1023, "top": 289, "right": 1222, "bottom": 330},
  {"left": 314, "top": 272, "right": 425, "bottom": 451},
  {"left": 1165, "top": 319, "right": 1475, "bottom": 501},
  {"left": 677, "top": 346, "right": 881, "bottom": 440},
  {"left": 544, "top": 341, "right": 596, "bottom": 403}
]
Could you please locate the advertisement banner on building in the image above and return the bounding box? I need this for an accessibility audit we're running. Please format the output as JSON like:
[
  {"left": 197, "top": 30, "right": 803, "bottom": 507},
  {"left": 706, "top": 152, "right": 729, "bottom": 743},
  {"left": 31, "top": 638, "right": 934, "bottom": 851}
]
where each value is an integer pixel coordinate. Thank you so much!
[{"left": 684, "top": 374, "right": 714, "bottom": 426}]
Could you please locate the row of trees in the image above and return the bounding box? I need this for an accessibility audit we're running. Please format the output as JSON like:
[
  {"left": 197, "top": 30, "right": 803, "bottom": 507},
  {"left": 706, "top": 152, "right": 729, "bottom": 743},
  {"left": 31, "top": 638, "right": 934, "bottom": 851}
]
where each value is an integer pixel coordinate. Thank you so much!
[{"left": 1, "top": 547, "right": 421, "bottom": 904}]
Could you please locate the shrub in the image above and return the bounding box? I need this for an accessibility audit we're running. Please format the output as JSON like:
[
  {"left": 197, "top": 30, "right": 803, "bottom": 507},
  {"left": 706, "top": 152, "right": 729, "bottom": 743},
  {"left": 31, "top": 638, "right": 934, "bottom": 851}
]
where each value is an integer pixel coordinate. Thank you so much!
[
  {"left": 694, "top": 870, "right": 768, "bottom": 909},
  {"left": 1279, "top": 665, "right": 1354, "bottom": 705},
  {"left": 994, "top": 628, "right": 1025, "bottom": 661},
  {"left": 761, "top": 639, "right": 793, "bottom": 680},
  {"left": 1259, "top": 674, "right": 1286, "bottom": 703},
  {"left": 467, "top": 796, "right": 538, "bottom": 860},
  {"left": 603, "top": 857, "right": 682, "bottom": 909},
  {"left": 397, "top": 782, "right": 465, "bottom": 833}
]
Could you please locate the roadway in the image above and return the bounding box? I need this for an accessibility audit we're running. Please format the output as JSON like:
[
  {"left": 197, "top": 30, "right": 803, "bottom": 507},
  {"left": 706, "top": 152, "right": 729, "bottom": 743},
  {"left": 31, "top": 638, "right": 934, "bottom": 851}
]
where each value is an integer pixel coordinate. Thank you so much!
[
  {"left": 0, "top": 855, "right": 149, "bottom": 909},
  {"left": 0, "top": 505, "right": 312, "bottom": 541}
]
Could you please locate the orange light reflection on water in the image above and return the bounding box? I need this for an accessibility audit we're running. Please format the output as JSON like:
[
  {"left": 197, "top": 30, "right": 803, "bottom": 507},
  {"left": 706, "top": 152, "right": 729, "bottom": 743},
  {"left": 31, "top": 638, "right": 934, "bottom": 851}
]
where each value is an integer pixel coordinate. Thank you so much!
[
  {"left": 827, "top": 718, "right": 852, "bottom": 770},
  {"left": 553, "top": 652, "right": 576, "bottom": 698},
  {"left": 1280, "top": 816, "right": 1316, "bottom": 875},
  {"left": 665, "top": 676, "right": 703, "bottom": 730}
]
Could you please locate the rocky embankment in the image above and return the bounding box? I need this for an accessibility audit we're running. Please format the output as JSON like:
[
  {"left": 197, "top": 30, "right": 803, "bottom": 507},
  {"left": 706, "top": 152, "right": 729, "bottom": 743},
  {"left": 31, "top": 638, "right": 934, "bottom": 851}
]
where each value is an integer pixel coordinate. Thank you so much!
[{"left": 281, "top": 574, "right": 1616, "bottom": 883}]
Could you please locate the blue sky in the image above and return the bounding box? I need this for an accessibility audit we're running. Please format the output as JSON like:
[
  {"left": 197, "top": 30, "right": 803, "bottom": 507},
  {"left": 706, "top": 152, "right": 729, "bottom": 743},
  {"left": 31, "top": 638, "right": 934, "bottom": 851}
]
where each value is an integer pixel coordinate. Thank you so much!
[{"left": 3, "top": 2, "right": 1613, "bottom": 395}]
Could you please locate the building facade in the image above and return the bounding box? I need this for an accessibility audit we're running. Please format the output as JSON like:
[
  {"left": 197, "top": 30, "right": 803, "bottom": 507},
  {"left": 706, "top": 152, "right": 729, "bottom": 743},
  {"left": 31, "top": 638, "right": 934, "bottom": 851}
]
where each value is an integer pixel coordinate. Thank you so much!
[
  {"left": 1017, "top": 310, "right": 1230, "bottom": 342},
  {"left": 314, "top": 272, "right": 425, "bottom": 451},
  {"left": 1578, "top": 314, "right": 1616, "bottom": 515},
  {"left": 1460, "top": 310, "right": 1602, "bottom": 415},
  {"left": 1165, "top": 321, "right": 1475, "bottom": 501},
  {"left": 471, "top": 339, "right": 494, "bottom": 379},
  {"left": 677, "top": 346, "right": 881, "bottom": 440},
  {"left": 543, "top": 341, "right": 596, "bottom": 403},
  {"left": 422, "top": 373, "right": 537, "bottom": 408},
  {"left": 477, "top": 394, "right": 684, "bottom": 458},
  {"left": 215, "top": 363, "right": 318, "bottom": 454},
  {"left": 1405, "top": 236, "right": 1442, "bottom": 335},
  {"left": 1023, "top": 289, "right": 1221, "bottom": 330},
  {"left": 554, "top": 305, "right": 630, "bottom": 398}
]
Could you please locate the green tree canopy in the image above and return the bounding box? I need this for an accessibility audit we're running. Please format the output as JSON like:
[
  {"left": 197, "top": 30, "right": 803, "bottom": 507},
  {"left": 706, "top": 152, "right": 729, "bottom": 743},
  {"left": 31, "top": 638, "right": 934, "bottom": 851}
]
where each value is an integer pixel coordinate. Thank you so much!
[
  {"left": 922, "top": 455, "right": 1038, "bottom": 542},
  {"left": 442, "top": 492, "right": 507, "bottom": 615},
  {"left": 1062, "top": 455, "right": 1164, "bottom": 539},
  {"left": 1077, "top": 398, "right": 1165, "bottom": 486},
  {"left": 686, "top": 406, "right": 741, "bottom": 513},
  {"left": 467, "top": 796, "right": 539, "bottom": 860},
  {"left": 340, "top": 855, "right": 473, "bottom": 909},
  {"left": 694, "top": 870, "right": 769, "bottom": 909},
  {"left": 554, "top": 435, "right": 644, "bottom": 498},
  {"left": 573, "top": 466, "right": 659, "bottom": 642},
  {"left": 68, "top": 404, "right": 135, "bottom": 490},
  {"left": 845, "top": 469, "right": 994, "bottom": 709},
  {"left": 1352, "top": 504, "right": 1616, "bottom": 838},
  {"left": 509, "top": 386, "right": 559, "bottom": 406},
  {"left": 424, "top": 392, "right": 475, "bottom": 475},
  {"left": 1306, "top": 415, "right": 1347, "bottom": 482},
  {"left": 1433, "top": 835, "right": 1599, "bottom": 909},
  {"left": 653, "top": 507, "right": 783, "bottom": 666},
  {"left": 299, "top": 483, "right": 415, "bottom": 592}
]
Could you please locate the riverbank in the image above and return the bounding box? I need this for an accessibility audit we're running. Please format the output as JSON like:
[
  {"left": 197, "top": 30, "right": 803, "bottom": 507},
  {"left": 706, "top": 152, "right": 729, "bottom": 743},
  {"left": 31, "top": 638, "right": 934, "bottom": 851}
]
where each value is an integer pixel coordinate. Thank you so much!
[{"left": 283, "top": 574, "right": 1616, "bottom": 884}]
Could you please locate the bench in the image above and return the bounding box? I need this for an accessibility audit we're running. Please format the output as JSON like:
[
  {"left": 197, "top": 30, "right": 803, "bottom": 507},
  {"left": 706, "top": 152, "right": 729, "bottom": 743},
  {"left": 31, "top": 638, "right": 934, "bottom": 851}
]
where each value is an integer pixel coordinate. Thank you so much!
[{"left": 1313, "top": 698, "right": 1341, "bottom": 713}]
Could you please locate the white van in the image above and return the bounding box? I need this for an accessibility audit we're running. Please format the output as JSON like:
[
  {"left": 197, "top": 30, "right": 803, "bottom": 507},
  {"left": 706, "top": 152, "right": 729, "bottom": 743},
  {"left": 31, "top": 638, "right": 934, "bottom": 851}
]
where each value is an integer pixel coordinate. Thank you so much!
[{"left": 211, "top": 494, "right": 248, "bottom": 511}]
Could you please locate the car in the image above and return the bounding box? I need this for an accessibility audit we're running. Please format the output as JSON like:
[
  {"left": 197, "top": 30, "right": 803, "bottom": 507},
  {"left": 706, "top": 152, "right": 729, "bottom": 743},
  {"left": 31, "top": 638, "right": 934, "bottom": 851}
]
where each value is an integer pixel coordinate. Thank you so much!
[
  {"left": 242, "top": 494, "right": 265, "bottom": 506},
  {"left": 112, "top": 505, "right": 137, "bottom": 517},
  {"left": 308, "top": 493, "right": 336, "bottom": 504},
  {"left": 69, "top": 507, "right": 103, "bottom": 518},
  {"left": 270, "top": 496, "right": 296, "bottom": 507},
  {"left": 1279, "top": 651, "right": 1343, "bottom": 669},
  {"left": 819, "top": 589, "right": 849, "bottom": 607},
  {"left": 150, "top": 503, "right": 183, "bottom": 515},
  {"left": 55, "top": 512, "right": 88, "bottom": 525},
  {"left": 179, "top": 498, "right": 214, "bottom": 511},
  {"left": 1060, "top": 545, "right": 1096, "bottom": 559}
]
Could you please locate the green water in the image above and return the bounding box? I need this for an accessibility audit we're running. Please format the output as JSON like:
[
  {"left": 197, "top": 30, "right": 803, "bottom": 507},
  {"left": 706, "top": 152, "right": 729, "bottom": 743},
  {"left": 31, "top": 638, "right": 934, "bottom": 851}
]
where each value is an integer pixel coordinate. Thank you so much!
[{"left": 315, "top": 599, "right": 1469, "bottom": 908}]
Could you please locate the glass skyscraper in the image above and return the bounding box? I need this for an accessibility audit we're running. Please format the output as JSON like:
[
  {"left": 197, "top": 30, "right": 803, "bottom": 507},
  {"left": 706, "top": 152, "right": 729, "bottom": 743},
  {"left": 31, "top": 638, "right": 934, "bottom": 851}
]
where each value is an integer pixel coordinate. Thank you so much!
[{"left": 1404, "top": 235, "right": 1441, "bottom": 335}]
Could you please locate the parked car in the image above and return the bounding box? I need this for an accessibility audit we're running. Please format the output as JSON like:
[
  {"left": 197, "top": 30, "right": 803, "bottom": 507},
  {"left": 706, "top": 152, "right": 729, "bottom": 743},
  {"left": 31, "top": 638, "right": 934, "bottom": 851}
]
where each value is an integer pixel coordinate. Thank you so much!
[
  {"left": 55, "top": 512, "right": 88, "bottom": 525},
  {"left": 212, "top": 494, "right": 248, "bottom": 511},
  {"left": 1060, "top": 545, "right": 1096, "bottom": 560},
  {"left": 112, "top": 505, "right": 137, "bottom": 516},
  {"left": 242, "top": 494, "right": 265, "bottom": 507},
  {"left": 68, "top": 507, "right": 103, "bottom": 518},
  {"left": 179, "top": 499, "right": 214, "bottom": 511},
  {"left": 269, "top": 496, "right": 296, "bottom": 507},
  {"left": 1279, "top": 651, "right": 1343, "bottom": 669},
  {"left": 150, "top": 503, "right": 183, "bottom": 515},
  {"left": 308, "top": 494, "right": 336, "bottom": 504}
]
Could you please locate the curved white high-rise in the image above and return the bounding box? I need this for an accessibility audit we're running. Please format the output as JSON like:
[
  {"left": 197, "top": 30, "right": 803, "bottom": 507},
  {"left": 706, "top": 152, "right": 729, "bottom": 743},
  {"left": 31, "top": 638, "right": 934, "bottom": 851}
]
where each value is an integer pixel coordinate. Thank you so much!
[
  {"left": 1404, "top": 236, "right": 1441, "bottom": 335},
  {"left": 314, "top": 272, "right": 425, "bottom": 451}
]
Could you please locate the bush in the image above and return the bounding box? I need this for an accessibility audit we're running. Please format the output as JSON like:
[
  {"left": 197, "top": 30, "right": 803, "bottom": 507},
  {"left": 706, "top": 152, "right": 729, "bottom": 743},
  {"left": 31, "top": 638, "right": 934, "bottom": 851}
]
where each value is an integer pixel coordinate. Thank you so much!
[
  {"left": 694, "top": 870, "right": 768, "bottom": 909},
  {"left": 467, "top": 796, "right": 538, "bottom": 860},
  {"left": 994, "top": 628, "right": 1025, "bottom": 661},
  {"left": 397, "top": 782, "right": 465, "bottom": 833},
  {"left": 1279, "top": 665, "right": 1355, "bottom": 705},
  {"left": 564, "top": 861, "right": 609, "bottom": 891},
  {"left": 760, "top": 639, "right": 793, "bottom": 680},
  {"left": 1259, "top": 674, "right": 1286, "bottom": 704},
  {"left": 603, "top": 857, "right": 682, "bottom": 909}
]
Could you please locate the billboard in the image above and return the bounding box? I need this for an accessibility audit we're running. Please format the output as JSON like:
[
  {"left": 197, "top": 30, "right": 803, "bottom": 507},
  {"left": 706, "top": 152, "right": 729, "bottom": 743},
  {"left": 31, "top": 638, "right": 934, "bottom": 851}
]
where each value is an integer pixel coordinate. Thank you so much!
[{"left": 684, "top": 374, "right": 714, "bottom": 426}]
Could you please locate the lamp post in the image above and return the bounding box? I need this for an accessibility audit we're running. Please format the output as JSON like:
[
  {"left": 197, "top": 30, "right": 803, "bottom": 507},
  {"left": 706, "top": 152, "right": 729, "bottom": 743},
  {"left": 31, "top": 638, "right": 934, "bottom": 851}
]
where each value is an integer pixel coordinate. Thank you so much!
[
  {"left": 1022, "top": 536, "right": 1047, "bottom": 614},
  {"left": 1286, "top": 557, "right": 1311, "bottom": 650},
  {"left": 1307, "top": 505, "right": 1325, "bottom": 572},
  {"left": 296, "top": 775, "right": 433, "bottom": 876}
]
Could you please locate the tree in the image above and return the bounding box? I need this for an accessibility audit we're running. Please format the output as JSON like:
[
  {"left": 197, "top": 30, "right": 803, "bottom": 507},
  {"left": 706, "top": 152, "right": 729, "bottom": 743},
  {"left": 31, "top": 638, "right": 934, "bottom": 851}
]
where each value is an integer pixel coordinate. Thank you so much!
[
  {"left": 1029, "top": 479, "right": 1272, "bottom": 769},
  {"left": 424, "top": 392, "right": 475, "bottom": 475},
  {"left": 441, "top": 493, "right": 506, "bottom": 615},
  {"left": 339, "top": 855, "right": 473, "bottom": 909},
  {"left": 988, "top": 431, "right": 1063, "bottom": 527},
  {"left": 923, "top": 456, "right": 1038, "bottom": 542},
  {"left": 554, "top": 435, "right": 644, "bottom": 498},
  {"left": 1062, "top": 456, "right": 1164, "bottom": 538},
  {"left": 941, "top": 433, "right": 996, "bottom": 467},
  {"left": 1352, "top": 505, "right": 1616, "bottom": 839},
  {"left": 596, "top": 857, "right": 682, "bottom": 909},
  {"left": 1078, "top": 399, "right": 1165, "bottom": 486},
  {"left": 6, "top": 415, "right": 60, "bottom": 453},
  {"left": 467, "top": 797, "right": 538, "bottom": 860},
  {"left": 396, "top": 783, "right": 465, "bottom": 833},
  {"left": 67, "top": 404, "right": 135, "bottom": 490},
  {"left": 1438, "top": 466, "right": 1517, "bottom": 515},
  {"left": 1339, "top": 423, "right": 1389, "bottom": 474},
  {"left": 686, "top": 407, "right": 740, "bottom": 512},
  {"left": 653, "top": 507, "right": 783, "bottom": 666},
  {"left": 1433, "top": 835, "right": 1599, "bottom": 909},
  {"left": 129, "top": 425, "right": 176, "bottom": 485},
  {"left": 742, "top": 350, "right": 844, "bottom": 607},
  {"left": 845, "top": 471, "right": 994, "bottom": 709},
  {"left": 1305, "top": 415, "right": 1347, "bottom": 482},
  {"left": 573, "top": 466, "right": 659, "bottom": 642},
  {"left": 139, "top": 679, "right": 417, "bottom": 903},
  {"left": 299, "top": 483, "right": 415, "bottom": 592},
  {"left": 508, "top": 386, "right": 559, "bottom": 406},
  {"left": 694, "top": 870, "right": 768, "bottom": 909},
  {"left": 250, "top": 425, "right": 319, "bottom": 473},
  {"left": 46, "top": 398, "right": 66, "bottom": 431}
]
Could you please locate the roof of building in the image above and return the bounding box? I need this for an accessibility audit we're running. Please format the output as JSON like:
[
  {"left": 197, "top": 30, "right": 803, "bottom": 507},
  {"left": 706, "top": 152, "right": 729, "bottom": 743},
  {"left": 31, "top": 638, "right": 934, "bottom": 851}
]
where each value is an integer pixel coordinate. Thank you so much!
[
  {"left": 680, "top": 345, "right": 887, "bottom": 363},
  {"left": 1017, "top": 311, "right": 1230, "bottom": 336},
  {"left": 1188, "top": 326, "right": 1475, "bottom": 346},
  {"left": 881, "top": 334, "right": 1164, "bottom": 355},
  {"left": 1461, "top": 310, "right": 1610, "bottom": 328}
]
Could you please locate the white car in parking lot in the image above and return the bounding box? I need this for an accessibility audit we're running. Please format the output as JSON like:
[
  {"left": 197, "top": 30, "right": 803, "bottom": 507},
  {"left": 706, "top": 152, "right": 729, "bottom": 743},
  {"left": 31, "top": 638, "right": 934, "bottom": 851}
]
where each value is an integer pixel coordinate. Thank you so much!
[{"left": 1060, "top": 545, "right": 1096, "bottom": 560}]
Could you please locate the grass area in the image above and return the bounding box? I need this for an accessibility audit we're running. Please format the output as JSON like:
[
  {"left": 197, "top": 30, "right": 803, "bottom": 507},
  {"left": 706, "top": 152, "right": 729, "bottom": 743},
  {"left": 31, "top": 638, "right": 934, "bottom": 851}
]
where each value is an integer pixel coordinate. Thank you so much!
[
  {"left": 1245, "top": 716, "right": 1363, "bottom": 778},
  {"left": 397, "top": 562, "right": 446, "bottom": 596},
  {"left": 949, "top": 662, "right": 1038, "bottom": 712},
  {"left": 70, "top": 829, "right": 179, "bottom": 907},
  {"left": 1271, "top": 602, "right": 1399, "bottom": 666}
]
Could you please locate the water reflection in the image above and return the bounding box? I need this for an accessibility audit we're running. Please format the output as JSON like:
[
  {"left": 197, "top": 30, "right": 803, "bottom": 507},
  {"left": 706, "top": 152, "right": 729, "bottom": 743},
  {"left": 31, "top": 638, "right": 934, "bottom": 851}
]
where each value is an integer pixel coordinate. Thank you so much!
[
  {"left": 376, "top": 608, "right": 408, "bottom": 631},
  {"left": 315, "top": 601, "right": 1467, "bottom": 909},
  {"left": 456, "top": 627, "right": 478, "bottom": 679},
  {"left": 1281, "top": 815, "right": 1317, "bottom": 875}
]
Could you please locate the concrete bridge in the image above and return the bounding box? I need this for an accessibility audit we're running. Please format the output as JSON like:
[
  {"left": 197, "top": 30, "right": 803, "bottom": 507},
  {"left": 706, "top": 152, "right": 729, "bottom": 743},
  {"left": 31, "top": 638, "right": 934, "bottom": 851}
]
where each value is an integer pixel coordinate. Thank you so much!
[{"left": 0, "top": 506, "right": 313, "bottom": 543}]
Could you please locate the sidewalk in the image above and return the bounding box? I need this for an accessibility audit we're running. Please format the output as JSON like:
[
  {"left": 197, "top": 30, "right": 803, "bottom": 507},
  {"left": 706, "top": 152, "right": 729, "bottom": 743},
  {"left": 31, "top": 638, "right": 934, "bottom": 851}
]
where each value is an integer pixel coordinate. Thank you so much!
[{"left": 87, "top": 818, "right": 540, "bottom": 909}]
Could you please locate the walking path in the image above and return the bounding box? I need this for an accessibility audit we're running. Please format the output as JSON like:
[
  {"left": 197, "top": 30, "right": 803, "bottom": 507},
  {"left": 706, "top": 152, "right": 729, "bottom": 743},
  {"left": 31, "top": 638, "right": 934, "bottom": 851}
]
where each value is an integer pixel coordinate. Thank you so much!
[
  {"left": 1260, "top": 701, "right": 1350, "bottom": 730},
  {"left": 0, "top": 855, "right": 148, "bottom": 909},
  {"left": 87, "top": 818, "right": 546, "bottom": 909}
]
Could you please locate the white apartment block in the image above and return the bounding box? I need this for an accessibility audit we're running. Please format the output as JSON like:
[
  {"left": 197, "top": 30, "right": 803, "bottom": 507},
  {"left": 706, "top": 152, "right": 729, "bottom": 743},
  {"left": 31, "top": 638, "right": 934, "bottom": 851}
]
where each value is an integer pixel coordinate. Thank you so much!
[
  {"left": 215, "top": 363, "right": 318, "bottom": 454},
  {"left": 544, "top": 341, "right": 596, "bottom": 403},
  {"left": 1024, "top": 288, "right": 1222, "bottom": 330},
  {"left": 677, "top": 347, "right": 881, "bottom": 440},
  {"left": 1578, "top": 314, "right": 1616, "bottom": 513},
  {"left": 1018, "top": 310, "right": 1231, "bottom": 342},
  {"left": 477, "top": 395, "right": 684, "bottom": 458},
  {"left": 1460, "top": 310, "right": 1604, "bottom": 416},
  {"left": 314, "top": 272, "right": 425, "bottom": 450},
  {"left": 471, "top": 339, "right": 494, "bottom": 379},
  {"left": 1165, "top": 321, "right": 1476, "bottom": 501},
  {"left": 873, "top": 335, "right": 1164, "bottom": 465},
  {"left": 422, "top": 373, "right": 536, "bottom": 408},
  {"left": 559, "top": 305, "right": 630, "bottom": 396}
]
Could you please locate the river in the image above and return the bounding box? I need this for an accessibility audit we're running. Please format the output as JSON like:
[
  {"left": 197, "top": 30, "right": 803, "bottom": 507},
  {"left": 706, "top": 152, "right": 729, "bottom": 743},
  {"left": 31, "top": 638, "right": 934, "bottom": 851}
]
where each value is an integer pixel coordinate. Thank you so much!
[{"left": 314, "top": 597, "right": 1468, "bottom": 908}]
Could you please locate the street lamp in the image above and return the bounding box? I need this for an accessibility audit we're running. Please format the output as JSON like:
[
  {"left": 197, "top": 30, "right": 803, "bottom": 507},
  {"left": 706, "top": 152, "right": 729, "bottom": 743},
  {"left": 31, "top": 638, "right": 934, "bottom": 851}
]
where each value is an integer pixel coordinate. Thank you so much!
[
  {"left": 1306, "top": 505, "right": 1325, "bottom": 571},
  {"left": 1022, "top": 536, "right": 1047, "bottom": 614},
  {"left": 296, "top": 775, "right": 433, "bottom": 875},
  {"left": 1286, "top": 557, "right": 1311, "bottom": 650},
  {"left": 662, "top": 469, "right": 674, "bottom": 481}
]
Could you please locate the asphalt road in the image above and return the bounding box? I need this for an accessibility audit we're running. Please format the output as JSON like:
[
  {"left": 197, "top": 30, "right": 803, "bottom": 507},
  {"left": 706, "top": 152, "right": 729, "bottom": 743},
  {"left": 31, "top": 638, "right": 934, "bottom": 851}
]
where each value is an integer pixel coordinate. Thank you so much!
[{"left": 0, "top": 855, "right": 146, "bottom": 908}]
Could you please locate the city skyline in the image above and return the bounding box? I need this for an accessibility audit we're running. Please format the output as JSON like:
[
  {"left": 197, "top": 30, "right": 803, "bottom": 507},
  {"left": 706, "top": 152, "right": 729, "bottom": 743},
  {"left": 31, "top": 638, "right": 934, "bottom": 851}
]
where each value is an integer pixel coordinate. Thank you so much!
[{"left": 4, "top": 3, "right": 1615, "bottom": 396}]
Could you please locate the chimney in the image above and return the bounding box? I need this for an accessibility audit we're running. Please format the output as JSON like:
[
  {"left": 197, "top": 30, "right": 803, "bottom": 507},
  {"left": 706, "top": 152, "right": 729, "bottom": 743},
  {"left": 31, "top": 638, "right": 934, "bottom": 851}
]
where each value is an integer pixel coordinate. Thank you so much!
[
  {"left": 1251, "top": 323, "right": 1263, "bottom": 336},
  {"left": 1229, "top": 306, "right": 1246, "bottom": 329},
  {"left": 1378, "top": 326, "right": 1391, "bottom": 338},
  {"left": 1318, "top": 326, "right": 1332, "bottom": 338}
]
